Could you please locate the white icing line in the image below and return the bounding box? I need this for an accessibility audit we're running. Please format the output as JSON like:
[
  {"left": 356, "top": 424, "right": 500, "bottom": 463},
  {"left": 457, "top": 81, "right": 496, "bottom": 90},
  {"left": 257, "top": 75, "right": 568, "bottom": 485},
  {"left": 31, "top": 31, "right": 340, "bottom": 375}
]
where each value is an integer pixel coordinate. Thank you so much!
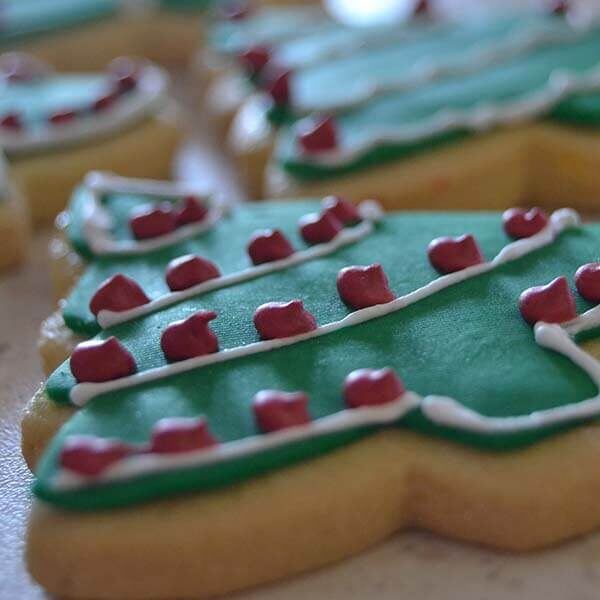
[
  {"left": 98, "top": 217, "right": 376, "bottom": 328},
  {"left": 68, "top": 208, "right": 579, "bottom": 407},
  {"left": 421, "top": 319, "right": 600, "bottom": 433},
  {"left": 81, "top": 172, "right": 226, "bottom": 256},
  {"left": 53, "top": 392, "right": 420, "bottom": 490},
  {"left": 295, "top": 65, "right": 600, "bottom": 168},
  {"left": 293, "top": 19, "right": 587, "bottom": 113},
  {"left": 0, "top": 62, "right": 170, "bottom": 156}
]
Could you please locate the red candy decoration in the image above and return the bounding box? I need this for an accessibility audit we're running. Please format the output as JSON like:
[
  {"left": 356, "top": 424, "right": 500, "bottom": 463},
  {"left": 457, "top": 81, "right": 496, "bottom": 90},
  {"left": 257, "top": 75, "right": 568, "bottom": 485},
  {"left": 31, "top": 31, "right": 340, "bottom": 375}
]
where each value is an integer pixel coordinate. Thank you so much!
[
  {"left": 70, "top": 337, "right": 137, "bottom": 383},
  {"left": 0, "top": 113, "right": 21, "bottom": 131},
  {"left": 253, "top": 300, "right": 317, "bottom": 340},
  {"left": 89, "top": 273, "right": 150, "bottom": 316},
  {"left": 161, "top": 311, "right": 219, "bottom": 362},
  {"left": 175, "top": 195, "right": 208, "bottom": 227},
  {"left": 220, "top": 1, "right": 252, "bottom": 20},
  {"left": 265, "top": 67, "right": 292, "bottom": 106},
  {"left": 252, "top": 390, "right": 311, "bottom": 433},
  {"left": 551, "top": 0, "right": 568, "bottom": 15},
  {"left": 427, "top": 234, "right": 484, "bottom": 274},
  {"left": 108, "top": 57, "right": 138, "bottom": 94},
  {"left": 519, "top": 276, "right": 577, "bottom": 325},
  {"left": 337, "top": 264, "right": 396, "bottom": 310},
  {"left": 165, "top": 255, "right": 220, "bottom": 291},
  {"left": 502, "top": 207, "right": 549, "bottom": 239},
  {"left": 60, "top": 436, "right": 134, "bottom": 477},
  {"left": 129, "top": 204, "right": 177, "bottom": 240},
  {"left": 297, "top": 115, "right": 337, "bottom": 154},
  {"left": 415, "top": 0, "right": 429, "bottom": 14},
  {"left": 344, "top": 368, "right": 405, "bottom": 409},
  {"left": 299, "top": 211, "right": 342, "bottom": 245},
  {"left": 247, "top": 229, "right": 295, "bottom": 265},
  {"left": 49, "top": 109, "right": 77, "bottom": 125},
  {"left": 322, "top": 195, "right": 361, "bottom": 225},
  {"left": 240, "top": 45, "right": 270, "bottom": 76},
  {"left": 575, "top": 263, "right": 600, "bottom": 303},
  {"left": 93, "top": 93, "right": 115, "bottom": 113},
  {"left": 150, "top": 417, "right": 218, "bottom": 453}
]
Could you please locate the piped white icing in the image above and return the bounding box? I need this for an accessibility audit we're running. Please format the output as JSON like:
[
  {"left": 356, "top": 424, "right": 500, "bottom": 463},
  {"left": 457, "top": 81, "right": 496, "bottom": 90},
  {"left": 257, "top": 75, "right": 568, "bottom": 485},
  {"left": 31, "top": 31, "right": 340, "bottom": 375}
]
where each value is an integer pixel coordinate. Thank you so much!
[
  {"left": 81, "top": 172, "right": 226, "bottom": 256},
  {"left": 69, "top": 208, "right": 579, "bottom": 407},
  {"left": 0, "top": 62, "right": 170, "bottom": 156},
  {"left": 292, "top": 18, "right": 592, "bottom": 113},
  {"left": 51, "top": 207, "right": 600, "bottom": 491},
  {"left": 54, "top": 392, "right": 420, "bottom": 490},
  {"left": 97, "top": 200, "right": 380, "bottom": 328},
  {"left": 295, "top": 65, "right": 600, "bottom": 167}
]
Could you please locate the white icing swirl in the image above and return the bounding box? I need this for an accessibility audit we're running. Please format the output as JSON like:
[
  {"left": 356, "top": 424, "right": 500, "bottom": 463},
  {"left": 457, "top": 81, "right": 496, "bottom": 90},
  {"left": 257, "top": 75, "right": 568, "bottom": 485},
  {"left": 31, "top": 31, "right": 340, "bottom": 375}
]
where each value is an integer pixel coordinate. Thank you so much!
[
  {"left": 82, "top": 172, "right": 227, "bottom": 256},
  {"left": 69, "top": 208, "right": 578, "bottom": 407},
  {"left": 0, "top": 62, "right": 170, "bottom": 156}
]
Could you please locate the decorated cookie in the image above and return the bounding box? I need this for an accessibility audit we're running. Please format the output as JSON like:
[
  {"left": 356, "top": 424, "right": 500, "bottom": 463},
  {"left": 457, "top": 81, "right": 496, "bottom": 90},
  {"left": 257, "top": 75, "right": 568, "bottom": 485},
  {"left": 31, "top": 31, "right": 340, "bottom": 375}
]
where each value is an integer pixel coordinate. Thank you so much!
[
  {"left": 0, "top": 151, "right": 30, "bottom": 271},
  {"left": 22, "top": 173, "right": 600, "bottom": 598},
  {"left": 0, "top": 54, "right": 180, "bottom": 224},
  {"left": 0, "top": 0, "right": 227, "bottom": 70},
  {"left": 217, "top": 4, "right": 600, "bottom": 207}
]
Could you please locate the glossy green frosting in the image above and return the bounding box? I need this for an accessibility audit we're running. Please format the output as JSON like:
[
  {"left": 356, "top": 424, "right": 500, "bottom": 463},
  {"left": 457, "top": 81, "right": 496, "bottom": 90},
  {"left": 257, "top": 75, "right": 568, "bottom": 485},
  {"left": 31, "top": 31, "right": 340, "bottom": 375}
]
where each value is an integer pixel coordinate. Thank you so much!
[{"left": 35, "top": 193, "right": 600, "bottom": 510}]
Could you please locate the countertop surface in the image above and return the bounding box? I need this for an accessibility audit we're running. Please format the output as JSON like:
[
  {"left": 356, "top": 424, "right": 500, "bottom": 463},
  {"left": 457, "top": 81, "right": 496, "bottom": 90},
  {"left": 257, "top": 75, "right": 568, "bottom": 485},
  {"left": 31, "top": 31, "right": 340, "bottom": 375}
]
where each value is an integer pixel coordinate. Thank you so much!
[{"left": 3, "top": 86, "right": 600, "bottom": 600}]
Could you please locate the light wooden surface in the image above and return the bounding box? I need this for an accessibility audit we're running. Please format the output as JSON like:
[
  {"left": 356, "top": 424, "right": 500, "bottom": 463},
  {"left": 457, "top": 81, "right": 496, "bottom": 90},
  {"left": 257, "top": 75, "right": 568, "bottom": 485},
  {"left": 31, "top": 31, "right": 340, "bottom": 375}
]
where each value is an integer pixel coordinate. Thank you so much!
[{"left": 2, "top": 83, "right": 600, "bottom": 600}]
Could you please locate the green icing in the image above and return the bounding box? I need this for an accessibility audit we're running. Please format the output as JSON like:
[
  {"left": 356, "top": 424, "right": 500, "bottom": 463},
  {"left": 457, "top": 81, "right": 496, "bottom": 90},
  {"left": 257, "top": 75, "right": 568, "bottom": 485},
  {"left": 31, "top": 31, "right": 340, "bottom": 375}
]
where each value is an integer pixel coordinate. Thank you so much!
[
  {"left": 0, "top": 0, "right": 119, "bottom": 44},
  {"left": 0, "top": 74, "right": 110, "bottom": 129},
  {"left": 275, "top": 25, "right": 600, "bottom": 180},
  {"left": 36, "top": 200, "right": 600, "bottom": 510}
]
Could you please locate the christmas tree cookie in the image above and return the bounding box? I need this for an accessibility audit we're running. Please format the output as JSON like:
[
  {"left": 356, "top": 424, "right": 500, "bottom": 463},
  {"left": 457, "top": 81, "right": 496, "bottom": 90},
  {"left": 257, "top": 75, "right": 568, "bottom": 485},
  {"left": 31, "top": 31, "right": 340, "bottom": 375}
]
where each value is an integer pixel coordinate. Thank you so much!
[
  {"left": 220, "top": 4, "right": 600, "bottom": 207},
  {"left": 0, "top": 151, "right": 30, "bottom": 271},
  {"left": 0, "top": 53, "right": 181, "bottom": 224},
  {"left": 21, "top": 173, "right": 600, "bottom": 598}
]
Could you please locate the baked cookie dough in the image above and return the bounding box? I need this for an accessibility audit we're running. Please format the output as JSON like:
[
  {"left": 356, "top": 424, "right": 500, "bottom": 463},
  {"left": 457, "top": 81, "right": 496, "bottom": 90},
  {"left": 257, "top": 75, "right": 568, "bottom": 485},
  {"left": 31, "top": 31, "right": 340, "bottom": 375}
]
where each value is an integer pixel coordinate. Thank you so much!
[
  {"left": 22, "top": 175, "right": 600, "bottom": 597},
  {"left": 0, "top": 152, "right": 29, "bottom": 271},
  {"left": 0, "top": 54, "right": 181, "bottom": 225},
  {"left": 223, "top": 5, "right": 600, "bottom": 205}
]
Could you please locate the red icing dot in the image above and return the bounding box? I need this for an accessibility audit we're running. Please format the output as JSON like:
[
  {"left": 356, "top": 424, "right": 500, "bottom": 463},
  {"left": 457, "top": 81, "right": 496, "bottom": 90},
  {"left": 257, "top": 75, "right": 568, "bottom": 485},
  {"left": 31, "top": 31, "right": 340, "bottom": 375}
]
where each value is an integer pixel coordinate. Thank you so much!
[
  {"left": 575, "top": 263, "right": 600, "bottom": 303},
  {"left": 220, "top": 1, "right": 252, "bottom": 20},
  {"left": 344, "top": 368, "right": 405, "bottom": 409},
  {"left": 427, "top": 234, "right": 484, "bottom": 274},
  {"left": 93, "top": 93, "right": 116, "bottom": 112},
  {"left": 337, "top": 264, "right": 396, "bottom": 310},
  {"left": 502, "top": 207, "right": 549, "bottom": 239},
  {"left": 49, "top": 109, "right": 77, "bottom": 125},
  {"left": 150, "top": 417, "right": 218, "bottom": 453},
  {"left": 129, "top": 204, "right": 177, "bottom": 240},
  {"left": 252, "top": 390, "right": 311, "bottom": 433},
  {"left": 60, "top": 436, "right": 134, "bottom": 477},
  {"left": 519, "top": 276, "right": 577, "bottom": 325},
  {"left": 108, "top": 57, "right": 138, "bottom": 94},
  {"left": 247, "top": 229, "right": 294, "bottom": 265},
  {"left": 70, "top": 337, "right": 137, "bottom": 383},
  {"left": 551, "top": 0, "right": 568, "bottom": 15},
  {"left": 89, "top": 273, "right": 150, "bottom": 316},
  {"left": 253, "top": 300, "right": 317, "bottom": 340},
  {"left": 161, "top": 311, "right": 219, "bottom": 362},
  {"left": 175, "top": 195, "right": 208, "bottom": 227},
  {"left": 322, "top": 195, "right": 361, "bottom": 225},
  {"left": 299, "top": 211, "right": 342, "bottom": 245},
  {"left": 240, "top": 45, "right": 271, "bottom": 76},
  {"left": 165, "top": 255, "right": 221, "bottom": 291},
  {"left": 415, "top": 0, "right": 429, "bottom": 14},
  {"left": 0, "top": 112, "right": 22, "bottom": 131},
  {"left": 265, "top": 67, "right": 292, "bottom": 106},
  {"left": 298, "top": 115, "right": 337, "bottom": 154}
]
